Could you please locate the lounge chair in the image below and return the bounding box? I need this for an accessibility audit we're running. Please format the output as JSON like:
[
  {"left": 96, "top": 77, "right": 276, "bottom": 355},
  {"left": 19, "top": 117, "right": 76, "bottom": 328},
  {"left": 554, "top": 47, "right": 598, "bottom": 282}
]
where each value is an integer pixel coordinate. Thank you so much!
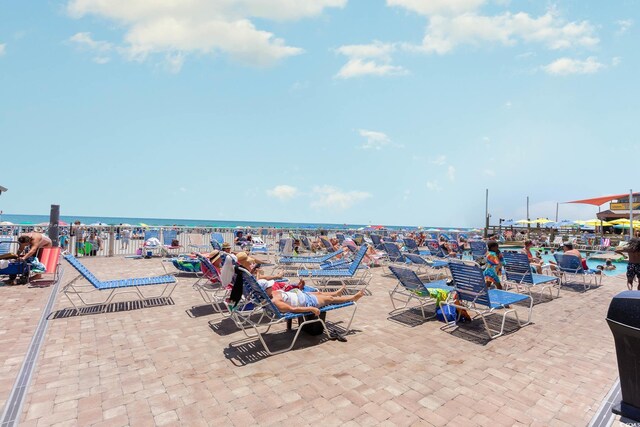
[
  {"left": 297, "top": 244, "right": 371, "bottom": 289},
  {"left": 142, "top": 230, "right": 162, "bottom": 257},
  {"left": 230, "top": 267, "right": 358, "bottom": 355},
  {"left": 388, "top": 265, "right": 454, "bottom": 318},
  {"left": 30, "top": 247, "right": 62, "bottom": 285},
  {"left": 443, "top": 260, "right": 533, "bottom": 339},
  {"left": 161, "top": 229, "right": 182, "bottom": 256},
  {"left": 502, "top": 252, "right": 560, "bottom": 300},
  {"left": 192, "top": 254, "right": 235, "bottom": 316},
  {"left": 0, "top": 237, "right": 30, "bottom": 284},
  {"left": 550, "top": 236, "right": 564, "bottom": 248},
  {"left": 424, "top": 239, "right": 448, "bottom": 259},
  {"left": 402, "top": 238, "right": 420, "bottom": 254},
  {"left": 300, "top": 236, "right": 312, "bottom": 252},
  {"left": 382, "top": 242, "right": 408, "bottom": 264},
  {"left": 62, "top": 254, "right": 177, "bottom": 313},
  {"left": 402, "top": 252, "right": 449, "bottom": 278},
  {"left": 187, "top": 233, "right": 211, "bottom": 252},
  {"left": 553, "top": 253, "right": 602, "bottom": 290},
  {"left": 277, "top": 249, "right": 344, "bottom": 267},
  {"left": 468, "top": 240, "right": 488, "bottom": 262},
  {"left": 336, "top": 233, "right": 346, "bottom": 244},
  {"left": 370, "top": 234, "right": 385, "bottom": 250}
]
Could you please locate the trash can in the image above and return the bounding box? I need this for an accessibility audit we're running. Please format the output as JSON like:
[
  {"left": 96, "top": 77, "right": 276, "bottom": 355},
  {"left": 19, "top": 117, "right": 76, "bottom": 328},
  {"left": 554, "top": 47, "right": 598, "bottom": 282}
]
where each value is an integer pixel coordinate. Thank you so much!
[{"left": 607, "top": 290, "right": 640, "bottom": 421}]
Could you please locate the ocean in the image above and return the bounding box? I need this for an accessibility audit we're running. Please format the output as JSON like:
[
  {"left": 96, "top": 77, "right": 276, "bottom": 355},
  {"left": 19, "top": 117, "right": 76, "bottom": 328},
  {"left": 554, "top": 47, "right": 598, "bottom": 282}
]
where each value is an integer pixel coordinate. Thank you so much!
[{"left": 0, "top": 213, "right": 439, "bottom": 231}]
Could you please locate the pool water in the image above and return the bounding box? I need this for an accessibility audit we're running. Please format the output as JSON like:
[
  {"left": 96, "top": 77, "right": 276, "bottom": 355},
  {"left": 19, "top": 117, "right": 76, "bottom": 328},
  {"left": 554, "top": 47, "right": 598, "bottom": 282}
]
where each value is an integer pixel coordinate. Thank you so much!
[{"left": 535, "top": 250, "right": 625, "bottom": 277}]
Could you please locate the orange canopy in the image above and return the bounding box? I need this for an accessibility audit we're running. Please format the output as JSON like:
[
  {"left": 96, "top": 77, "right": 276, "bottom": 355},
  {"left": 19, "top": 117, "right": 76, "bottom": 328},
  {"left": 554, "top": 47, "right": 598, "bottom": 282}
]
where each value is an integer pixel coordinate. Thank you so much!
[{"left": 566, "top": 193, "right": 638, "bottom": 206}]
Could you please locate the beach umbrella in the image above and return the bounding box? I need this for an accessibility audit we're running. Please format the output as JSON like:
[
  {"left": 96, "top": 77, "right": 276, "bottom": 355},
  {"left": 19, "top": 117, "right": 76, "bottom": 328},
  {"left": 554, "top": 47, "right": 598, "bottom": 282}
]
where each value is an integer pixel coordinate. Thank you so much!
[
  {"left": 582, "top": 219, "right": 614, "bottom": 227},
  {"left": 90, "top": 222, "right": 108, "bottom": 226},
  {"left": 448, "top": 229, "right": 462, "bottom": 233},
  {"left": 427, "top": 228, "right": 441, "bottom": 232},
  {"left": 532, "top": 218, "right": 552, "bottom": 224},
  {"left": 59, "top": 220, "right": 69, "bottom": 226},
  {"left": 0, "top": 221, "right": 13, "bottom": 225},
  {"left": 609, "top": 219, "right": 631, "bottom": 225},
  {"left": 556, "top": 219, "right": 576, "bottom": 227},
  {"left": 515, "top": 219, "right": 531, "bottom": 224},
  {"left": 501, "top": 219, "right": 516, "bottom": 226},
  {"left": 120, "top": 223, "right": 132, "bottom": 227},
  {"left": 139, "top": 223, "right": 149, "bottom": 228}
]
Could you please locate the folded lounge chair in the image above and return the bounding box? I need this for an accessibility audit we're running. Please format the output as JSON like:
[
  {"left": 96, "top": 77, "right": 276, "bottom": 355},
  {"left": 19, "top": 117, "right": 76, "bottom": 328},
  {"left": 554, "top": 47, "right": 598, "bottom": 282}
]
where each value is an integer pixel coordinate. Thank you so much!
[
  {"left": 187, "top": 233, "right": 211, "bottom": 252},
  {"left": 277, "top": 249, "right": 344, "bottom": 267},
  {"left": 443, "top": 260, "right": 533, "bottom": 339},
  {"left": 62, "top": 254, "right": 177, "bottom": 313},
  {"left": 388, "top": 265, "right": 454, "bottom": 318},
  {"left": 502, "top": 252, "right": 560, "bottom": 300},
  {"left": 297, "top": 244, "right": 371, "bottom": 289},
  {"left": 230, "top": 267, "right": 358, "bottom": 355}
]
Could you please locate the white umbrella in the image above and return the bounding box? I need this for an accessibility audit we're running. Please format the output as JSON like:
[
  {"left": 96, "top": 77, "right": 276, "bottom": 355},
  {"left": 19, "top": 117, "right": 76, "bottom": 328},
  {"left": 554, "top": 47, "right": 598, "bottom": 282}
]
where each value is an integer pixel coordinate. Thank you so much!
[{"left": 0, "top": 221, "right": 14, "bottom": 225}]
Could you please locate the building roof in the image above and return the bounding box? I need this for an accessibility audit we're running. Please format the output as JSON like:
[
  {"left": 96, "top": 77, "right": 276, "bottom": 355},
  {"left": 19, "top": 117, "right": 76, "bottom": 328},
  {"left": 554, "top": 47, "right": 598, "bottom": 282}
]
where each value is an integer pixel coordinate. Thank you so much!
[{"left": 596, "top": 209, "right": 640, "bottom": 220}]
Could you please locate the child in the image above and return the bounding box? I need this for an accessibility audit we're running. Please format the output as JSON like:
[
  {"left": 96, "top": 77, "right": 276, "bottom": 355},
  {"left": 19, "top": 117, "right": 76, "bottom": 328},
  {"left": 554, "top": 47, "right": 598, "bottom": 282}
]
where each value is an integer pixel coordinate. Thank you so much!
[
  {"left": 603, "top": 260, "right": 616, "bottom": 271},
  {"left": 483, "top": 241, "right": 504, "bottom": 290}
]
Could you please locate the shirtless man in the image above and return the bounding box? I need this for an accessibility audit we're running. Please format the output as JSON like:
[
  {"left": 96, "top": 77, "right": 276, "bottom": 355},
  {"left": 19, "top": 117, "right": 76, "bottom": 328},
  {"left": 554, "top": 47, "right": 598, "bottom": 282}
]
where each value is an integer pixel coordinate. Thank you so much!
[
  {"left": 16, "top": 232, "right": 52, "bottom": 261},
  {"left": 616, "top": 238, "right": 640, "bottom": 290}
]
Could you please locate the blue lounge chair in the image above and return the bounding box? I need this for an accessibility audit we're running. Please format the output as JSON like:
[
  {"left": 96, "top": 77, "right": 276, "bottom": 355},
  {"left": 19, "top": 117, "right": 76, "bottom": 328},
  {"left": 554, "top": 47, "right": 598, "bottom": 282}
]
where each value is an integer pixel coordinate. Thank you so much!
[
  {"left": 502, "top": 252, "right": 560, "bottom": 300},
  {"left": 0, "top": 237, "right": 30, "bottom": 285},
  {"left": 444, "top": 260, "right": 533, "bottom": 339},
  {"left": 297, "top": 244, "right": 371, "bottom": 289},
  {"left": 277, "top": 249, "right": 344, "bottom": 267},
  {"left": 161, "top": 229, "right": 181, "bottom": 256},
  {"left": 370, "top": 234, "right": 385, "bottom": 250},
  {"left": 388, "top": 265, "right": 454, "bottom": 318},
  {"left": 469, "top": 240, "right": 488, "bottom": 262},
  {"left": 382, "top": 242, "right": 408, "bottom": 264},
  {"left": 402, "top": 252, "right": 449, "bottom": 278},
  {"left": 62, "top": 254, "right": 177, "bottom": 313},
  {"left": 553, "top": 253, "right": 601, "bottom": 290},
  {"left": 300, "top": 236, "right": 312, "bottom": 252},
  {"left": 424, "top": 239, "right": 447, "bottom": 258},
  {"left": 230, "top": 267, "right": 358, "bottom": 355},
  {"left": 336, "top": 233, "right": 346, "bottom": 244},
  {"left": 403, "top": 238, "right": 420, "bottom": 254}
]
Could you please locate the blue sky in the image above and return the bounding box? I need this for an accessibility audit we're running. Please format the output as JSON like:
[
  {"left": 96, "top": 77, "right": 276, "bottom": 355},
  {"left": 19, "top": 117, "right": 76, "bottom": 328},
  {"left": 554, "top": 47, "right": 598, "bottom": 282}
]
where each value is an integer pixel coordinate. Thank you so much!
[{"left": 0, "top": 0, "right": 638, "bottom": 227}]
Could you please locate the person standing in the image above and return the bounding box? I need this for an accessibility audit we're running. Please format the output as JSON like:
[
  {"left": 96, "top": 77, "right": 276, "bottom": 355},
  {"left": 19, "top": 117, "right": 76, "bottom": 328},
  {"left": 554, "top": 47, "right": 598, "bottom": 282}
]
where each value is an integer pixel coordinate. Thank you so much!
[
  {"left": 616, "top": 238, "right": 640, "bottom": 290},
  {"left": 72, "top": 220, "right": 84, "bottom": 256}
]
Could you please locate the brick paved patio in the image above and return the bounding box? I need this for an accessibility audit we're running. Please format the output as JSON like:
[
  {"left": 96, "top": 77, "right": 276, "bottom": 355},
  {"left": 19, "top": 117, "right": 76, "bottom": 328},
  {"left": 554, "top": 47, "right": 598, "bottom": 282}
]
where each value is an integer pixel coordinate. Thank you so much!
[{"left": 1, "top": 256, "right": 629, "bottom": 426}]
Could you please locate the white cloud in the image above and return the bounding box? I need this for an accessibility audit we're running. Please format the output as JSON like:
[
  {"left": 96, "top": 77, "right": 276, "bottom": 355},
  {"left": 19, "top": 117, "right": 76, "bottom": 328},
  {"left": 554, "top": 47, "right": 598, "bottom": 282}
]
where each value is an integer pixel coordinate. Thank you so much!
[
  {"left": 616, "top": 19, "right": 633, "bottom": 35},
  {"left": 69, "top": 32, "right": 115, "bottom": 64},
  {"left": 358, "top": 129, "right": 391, "bottom": 150},
  {"left": 66, "top": 0, "right": 344, "bottom": 69},
  {"left": 396, "top": 6, "right": 598, "bottom": 54},
  {"left": 426, "top": 180, "right": 442, "bottom": 191},
  {"left": 447, "top": 165, "right": 456, "bottom": 182},
  {"left": 543, "top": 56, "right": 605, "bottom": 76},
  {"left": 387, "top": 0, "right": 485, "bottom": 16},
  {"left": 335, "top": 41, "right": 408, "bottom": 78},
  {"left": 267, "top": 185, "right": 299, "bottom": 200},
  {"left": 0, "top": 43, "right": 5, "bottom": 56},
  {"left": 310, "top": 186, "right": 371, "bottom": 210},
  {"left": 483, "top": 169, "right": 496, "bottom": 176},
  {"left": 429, "top": 155, "right": 447, "bottom": 166}
]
